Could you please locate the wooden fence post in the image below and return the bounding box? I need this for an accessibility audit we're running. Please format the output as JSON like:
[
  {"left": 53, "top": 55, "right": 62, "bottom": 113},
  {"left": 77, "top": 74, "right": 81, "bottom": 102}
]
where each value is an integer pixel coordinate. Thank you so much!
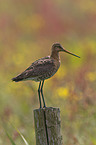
[{"left": 34, "top": 107, "right": 62, "bottom": 145}]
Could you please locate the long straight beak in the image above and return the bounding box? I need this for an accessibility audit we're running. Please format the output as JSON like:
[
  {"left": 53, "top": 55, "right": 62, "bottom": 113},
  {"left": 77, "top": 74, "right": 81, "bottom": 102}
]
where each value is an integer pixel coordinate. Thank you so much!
[{"left": 63, "top": 48, "right": 80, "bottom": 58}]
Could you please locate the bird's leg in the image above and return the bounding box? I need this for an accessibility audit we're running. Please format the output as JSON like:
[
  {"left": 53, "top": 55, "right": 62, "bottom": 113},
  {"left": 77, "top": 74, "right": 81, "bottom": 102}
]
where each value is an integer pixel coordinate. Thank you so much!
[
  {"left": 41, "top": 80, "right": 46, "bottom": 108},
  {"left": 38, "top": 81, "right": 42, "bottom": 108}
]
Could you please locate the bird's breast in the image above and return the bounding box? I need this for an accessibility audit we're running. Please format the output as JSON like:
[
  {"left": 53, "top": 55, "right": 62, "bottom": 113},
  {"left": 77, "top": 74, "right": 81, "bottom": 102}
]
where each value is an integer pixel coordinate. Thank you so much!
[
  {"left": 54, "top": 58, "right": 60, "bottom": 70},
  {"left": 51, "top": 59, "right": 60, "bottom": 77}
]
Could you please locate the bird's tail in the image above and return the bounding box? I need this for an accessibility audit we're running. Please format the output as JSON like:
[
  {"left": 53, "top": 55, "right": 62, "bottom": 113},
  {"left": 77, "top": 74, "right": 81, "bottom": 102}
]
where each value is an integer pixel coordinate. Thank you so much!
[{"left": 12, "top": 76, "right": 23, "bottom": 82}]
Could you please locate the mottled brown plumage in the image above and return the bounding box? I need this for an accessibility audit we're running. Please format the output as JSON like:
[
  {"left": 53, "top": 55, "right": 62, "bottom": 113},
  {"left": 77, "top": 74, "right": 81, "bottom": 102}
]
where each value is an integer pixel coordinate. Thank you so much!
[
  {"left": 12, "top": 43, "right": 80, "bottom": 108},
  {"left": 12, "top": 56, "right": 60, "bottom": 82}
]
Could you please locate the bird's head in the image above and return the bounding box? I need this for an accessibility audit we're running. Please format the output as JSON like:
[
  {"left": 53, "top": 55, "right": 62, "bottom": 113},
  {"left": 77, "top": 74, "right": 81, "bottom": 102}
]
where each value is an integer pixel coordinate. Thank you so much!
[
  {"left": 52, "top": 43, "right": 64, "bottom": 52},
  {"left": 52, "top": 42, "right": 80, "bottom": 58}
]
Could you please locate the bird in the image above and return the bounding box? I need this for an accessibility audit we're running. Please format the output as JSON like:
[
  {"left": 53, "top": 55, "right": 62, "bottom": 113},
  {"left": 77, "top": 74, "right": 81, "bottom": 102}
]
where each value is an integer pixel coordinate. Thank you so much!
[{"left": 12, "top": 43, "right": 80, "bottom": 108}]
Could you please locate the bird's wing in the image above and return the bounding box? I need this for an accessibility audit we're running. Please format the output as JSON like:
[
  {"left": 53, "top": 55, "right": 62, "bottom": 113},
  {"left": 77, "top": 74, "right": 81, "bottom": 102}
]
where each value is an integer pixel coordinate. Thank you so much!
[{"left": 13, "top": 57, "right": 55, "bottom": 81}]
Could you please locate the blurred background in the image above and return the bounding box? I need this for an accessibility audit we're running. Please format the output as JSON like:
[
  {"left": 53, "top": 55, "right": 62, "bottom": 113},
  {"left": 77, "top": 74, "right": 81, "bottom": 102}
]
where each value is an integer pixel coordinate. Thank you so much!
[{"left": 0, "top": 0, "right": 96, "bottom": 144}]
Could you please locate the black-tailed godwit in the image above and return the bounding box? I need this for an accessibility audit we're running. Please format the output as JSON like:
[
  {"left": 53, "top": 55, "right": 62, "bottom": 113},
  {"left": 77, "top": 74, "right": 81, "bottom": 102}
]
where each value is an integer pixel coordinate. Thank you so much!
[{"left": 12, "top": 43, "right": 80, "bottom": 108}]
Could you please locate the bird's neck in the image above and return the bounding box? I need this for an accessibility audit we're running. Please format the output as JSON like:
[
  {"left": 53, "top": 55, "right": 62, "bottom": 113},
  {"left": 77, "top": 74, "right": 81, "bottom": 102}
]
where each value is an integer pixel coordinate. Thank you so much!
[{"left": 50, "top": 51, "right": 60, "bottom": 61}]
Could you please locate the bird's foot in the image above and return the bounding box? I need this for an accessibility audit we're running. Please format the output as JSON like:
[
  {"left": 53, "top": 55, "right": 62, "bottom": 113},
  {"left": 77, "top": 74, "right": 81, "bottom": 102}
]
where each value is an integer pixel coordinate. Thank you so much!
[
  {"left": 39, "top": 105, "right": 42, "bottom": 109},
  {"left": 43, "top": 105, "right": 46, "bottom": 108}
]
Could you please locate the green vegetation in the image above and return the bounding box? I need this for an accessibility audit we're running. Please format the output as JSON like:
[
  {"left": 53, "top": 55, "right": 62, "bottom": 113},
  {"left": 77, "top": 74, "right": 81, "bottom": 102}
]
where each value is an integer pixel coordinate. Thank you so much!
[{"left": 0, "top": 0, "right": 96, "bottom": 144}]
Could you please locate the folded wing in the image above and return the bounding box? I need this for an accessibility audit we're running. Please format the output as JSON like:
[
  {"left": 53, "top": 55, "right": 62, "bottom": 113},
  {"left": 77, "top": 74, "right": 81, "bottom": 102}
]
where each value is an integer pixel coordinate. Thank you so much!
[{"left": 12, "top": 57, "right": 55, "bottom": 82}]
